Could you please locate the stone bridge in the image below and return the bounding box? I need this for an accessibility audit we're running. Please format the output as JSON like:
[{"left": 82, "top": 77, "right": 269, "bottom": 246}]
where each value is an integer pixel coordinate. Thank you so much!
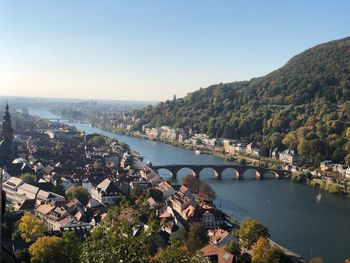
[{"left": 151, "top": 164, "right": 291, "bottom": 180}]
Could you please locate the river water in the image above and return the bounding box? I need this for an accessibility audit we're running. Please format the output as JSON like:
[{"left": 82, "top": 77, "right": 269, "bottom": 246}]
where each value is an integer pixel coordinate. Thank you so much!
[{"left": 29, "top": 109, "right": 350, "bottom": 262}]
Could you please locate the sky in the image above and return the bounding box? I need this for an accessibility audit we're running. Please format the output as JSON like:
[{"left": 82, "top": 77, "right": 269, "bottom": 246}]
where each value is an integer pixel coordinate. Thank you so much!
[{"left": 1, "top": 1, "right": 349, "bottom": 102}]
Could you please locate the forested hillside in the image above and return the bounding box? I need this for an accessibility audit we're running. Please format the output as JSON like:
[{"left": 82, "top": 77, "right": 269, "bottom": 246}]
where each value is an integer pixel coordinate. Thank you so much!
[{"left": 136, "top": 37, "right": 350, "bottom": 165}]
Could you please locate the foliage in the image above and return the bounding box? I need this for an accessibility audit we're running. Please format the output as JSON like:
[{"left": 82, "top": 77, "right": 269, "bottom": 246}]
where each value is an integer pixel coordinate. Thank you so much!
[
  {"left": 19, "top": 173, "right": 37, "bottom": 185},
  {"left": 88, "top": 134, "right": 107, "bottom": 146},
  {"left": 29, "top": 236, "right": 66, "bottom": 263},
  {"left": 65, "top": 186, "right": 90, "bottom": 205},
  {"left": 18, "top": 213, "right": 47, "bottom": 242},
  {"left": 80, "top": 219, "right": 154, "bottom": 263},
  {"left": 182, "top": 175, "right": 216, "bottom": 200},
  {"left": 183, "top": 175, "right": 201, "bottom": 193},
  {"left": 186, "top": 223, "right": 209, "bottom": 253},
  {"left": 146, "top": 188, "right": 163, "bottom": 202},
  {"left": 223, "top": 240, "right": 241, "bottom": 256},
  {"left": 1, "top": 210, "right": 21, "bottom": 241},
  {"left": 252, "top": 237, "right": 291, "bottom": 263},
  {"left": 151, "top": 237, "right": 209, "bottom": 263},
  {"left": 62, "top": 232, "right": 81, "bottom": 263},
  {"left": 238, "top": 218, "right": 270, "bottom": 249},
  {"left": 135, "top": 37, "right": 350, "bottom": 166},
  {"left": 198, "top": 181, "right": 217, "bottom": 201}
]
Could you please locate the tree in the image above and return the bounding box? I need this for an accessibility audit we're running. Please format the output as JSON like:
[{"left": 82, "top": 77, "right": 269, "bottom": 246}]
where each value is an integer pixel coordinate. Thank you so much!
[
  {"left": 238, "top": 218, "right": 269, "bottom": 249},
  {"left": 88, "top": 135, "right": 106, "bottom": 146},
  {"left": 186, "top": 223, "right": 209, "bottom": 253},
  {"left": 65, "top": 186, "right": 90, "bottom": 205},
  {"left": 62, "top": 232, "right": 81, "bottom": 263},
  {"left": 81, "top": 220, "right": 153, "bottom": 263},
  {"left": 252, "top": 237, "right": 270, "bottom": 263},
  {"left": 19, "top": 173, "right": 36, "bottom": 185},
  {"left": 29, "top": 236, "right": 66, "bottom": 263},
  {"left": 146, "top": 188, "right": 163, "bottom": 202},
  {"left": 252, "top": 237, "right": 291, "bottom": 263},
  {"left": 182, "top": 175, "right": 201, "bottom": 193},
  {"left": 18, "top": 213, "right": 47, "bottom": 242},
  {"left": 152, "top": 237, "right": 209, "bottom": 263},
  {"left": 198, "top": 182, "right": 217, "bottom": 201},
  {"left": 224, "top": 240, "right": 241, "bottom": 256}
]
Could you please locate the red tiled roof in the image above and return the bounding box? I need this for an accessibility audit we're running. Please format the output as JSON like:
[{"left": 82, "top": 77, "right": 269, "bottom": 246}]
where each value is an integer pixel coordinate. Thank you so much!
[{"left": 200, "top": 244, "right": 234, "bottom": 263}]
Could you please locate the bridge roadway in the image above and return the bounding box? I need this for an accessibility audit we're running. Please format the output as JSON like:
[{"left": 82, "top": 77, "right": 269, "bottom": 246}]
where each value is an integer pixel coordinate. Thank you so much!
[{"left": 151, "top": 164, "right": 291, "bottom": 180}]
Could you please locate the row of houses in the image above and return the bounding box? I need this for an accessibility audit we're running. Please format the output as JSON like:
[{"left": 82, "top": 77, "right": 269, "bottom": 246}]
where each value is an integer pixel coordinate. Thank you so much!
[{"left": 320, "top": 160, "right": 350, "bottom": 178}]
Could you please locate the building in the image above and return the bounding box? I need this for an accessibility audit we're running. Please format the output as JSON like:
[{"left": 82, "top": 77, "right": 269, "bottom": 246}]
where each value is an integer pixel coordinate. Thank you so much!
[
  {"left": 0, "top": 104, "right": 16, "bottom": 167},
  {"left": 246, "top": 142, "right": 260, "bottom": 157},
  {"left": 200, "top": 244, "right": 234, "bottom": 263},
  {"left": 320, "top": 160, "right": 332, "bottom": 171},
  {"left": 209, "top": 228, "right": 238, "bottom": 247},
  {"left": 157, "top": 181, "right": 176, "bottom": 199},
  {"left": 279, "top": 149, "right": 298, "bottom": 165},
  {"left": 91, "top": 179, "right": 121, "bottom": 205}
]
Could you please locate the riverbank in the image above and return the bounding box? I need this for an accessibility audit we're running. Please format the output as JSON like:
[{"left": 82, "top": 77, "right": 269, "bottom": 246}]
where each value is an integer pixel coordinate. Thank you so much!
[{"left": 87, "top": 121, "right": 350, "bottom": 197}]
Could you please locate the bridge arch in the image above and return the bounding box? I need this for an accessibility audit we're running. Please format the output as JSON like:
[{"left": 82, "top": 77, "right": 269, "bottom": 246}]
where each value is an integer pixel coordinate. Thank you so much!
[
  {"left": 220, "top": 167, "right": 240, "bottom": 179},
  {"left": 263, "top": 170, "right": 280, "bottom": 179},
  {"left": 176, "top": 167, "right": 198, "bottom": 179},
  {"left": 240, "top": 168, "right": 263, "bottom": 180},
  {"left": 156, "top": 168, "right": 175, "bottom": 180},
  {"left": 198, "top": 167, "right": 220, "bottom": 179}
]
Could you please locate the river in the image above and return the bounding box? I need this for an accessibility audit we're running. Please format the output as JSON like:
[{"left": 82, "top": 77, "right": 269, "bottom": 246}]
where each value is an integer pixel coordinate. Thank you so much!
[{"left": 29, "top": 109, "right": 350, "bottom": 262}]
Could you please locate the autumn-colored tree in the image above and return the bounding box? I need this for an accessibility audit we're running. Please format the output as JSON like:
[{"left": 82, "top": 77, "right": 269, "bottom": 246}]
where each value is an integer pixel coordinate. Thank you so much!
[
  {"left": 29, "top": 236, "right": 66, "bottom": 263},
  {"left": 18, "top": 213, "right": 47, "bottom": 242},
  {"left": 65, "top": 186, "right": 90, "bottom": 205},
  {"left": 252, "top": 237, "right": 270, "bottom": 263},
  {"left": 198, "top": 182, "right": 217, "bottom": 201},
  {"left": 238, "top": 218, "right": 269, "bottom": 249},
  {"left": 182, "top": 175, "right": 201, "bottom": 193},
  {"left": 252, "top": 237, "right": 291, "bottom": 263}
]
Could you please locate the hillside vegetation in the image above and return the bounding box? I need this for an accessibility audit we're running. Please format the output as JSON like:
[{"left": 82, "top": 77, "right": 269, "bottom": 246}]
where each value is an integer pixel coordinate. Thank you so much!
[{"left": 136, "top": 37, "right": 350, "bottom": 166}]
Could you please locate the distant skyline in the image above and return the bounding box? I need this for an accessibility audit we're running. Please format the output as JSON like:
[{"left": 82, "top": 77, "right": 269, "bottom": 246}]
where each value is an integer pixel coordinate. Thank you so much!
[{"left": 1, "top": 0, "right": 349, "bottom": 101}]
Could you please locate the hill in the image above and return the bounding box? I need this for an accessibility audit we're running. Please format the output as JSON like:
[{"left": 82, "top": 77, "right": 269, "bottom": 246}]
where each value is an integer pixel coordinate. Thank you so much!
[{"left": 135, "top": 37, "right": 350, "bottom": 165}]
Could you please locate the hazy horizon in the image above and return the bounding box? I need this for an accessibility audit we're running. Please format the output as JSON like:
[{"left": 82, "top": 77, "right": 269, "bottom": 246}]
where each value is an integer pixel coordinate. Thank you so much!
[{"left": 1, "top": 0, "right": 350, "bottom": 101}]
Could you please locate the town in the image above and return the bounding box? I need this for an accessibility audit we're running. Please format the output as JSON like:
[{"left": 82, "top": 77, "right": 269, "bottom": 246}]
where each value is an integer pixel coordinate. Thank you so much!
[{"left": 1, "top": 104, "right": 307, "bottom": 262}]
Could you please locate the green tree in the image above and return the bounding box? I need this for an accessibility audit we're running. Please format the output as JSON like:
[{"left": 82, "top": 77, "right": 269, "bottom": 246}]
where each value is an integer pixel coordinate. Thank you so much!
[
  {"left": 81, "top": 220, "right": 153, "bottom": 263},
  {"left": 238, "top": 218, "right": 270, "bottom": 249},
  {"left": 19, "top": 173, "right": 36, "bottom": 185},
  {"left": 29, "top": 236, "right": 66, "bottom": 263},
  {"left": 146, "top": 188, "right": 163, "bottom": 202},
  {"left": 224, "top": 240, "right": 241, "bottom": 256},
  {"left": 18, "top": 213, "right": 47, "bottom": 242},
  {"left": 88, "top": 135, "right": 106, "bottom": 146},
  {"left": 186, "top": 223, "right": 209, "bottom": 252},
  {"left": 62, "top": 232, "right": 81, "bottom": 263},
  {"left": 65, "top": 186, "right": 90, "bottom": 205}
]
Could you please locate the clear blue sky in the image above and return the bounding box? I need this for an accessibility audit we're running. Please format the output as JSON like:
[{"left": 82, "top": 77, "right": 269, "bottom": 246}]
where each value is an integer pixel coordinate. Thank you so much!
[{"left": 1, "top": 0, "right": 349, "bottom": 101}]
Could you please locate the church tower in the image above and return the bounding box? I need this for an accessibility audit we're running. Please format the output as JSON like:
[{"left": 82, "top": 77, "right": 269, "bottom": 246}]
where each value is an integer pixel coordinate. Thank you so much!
[
  {"left": 1, "top": 103, "right": 14, "bottom": 141},
  {"left": 0, "top": 103, "right": 15, "bottom": 167}
]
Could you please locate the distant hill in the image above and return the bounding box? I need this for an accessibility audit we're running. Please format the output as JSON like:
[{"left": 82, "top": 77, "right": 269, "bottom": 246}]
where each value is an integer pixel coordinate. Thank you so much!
[{"left": 136, "top": 37, "right": 350, "bottom": 165}]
